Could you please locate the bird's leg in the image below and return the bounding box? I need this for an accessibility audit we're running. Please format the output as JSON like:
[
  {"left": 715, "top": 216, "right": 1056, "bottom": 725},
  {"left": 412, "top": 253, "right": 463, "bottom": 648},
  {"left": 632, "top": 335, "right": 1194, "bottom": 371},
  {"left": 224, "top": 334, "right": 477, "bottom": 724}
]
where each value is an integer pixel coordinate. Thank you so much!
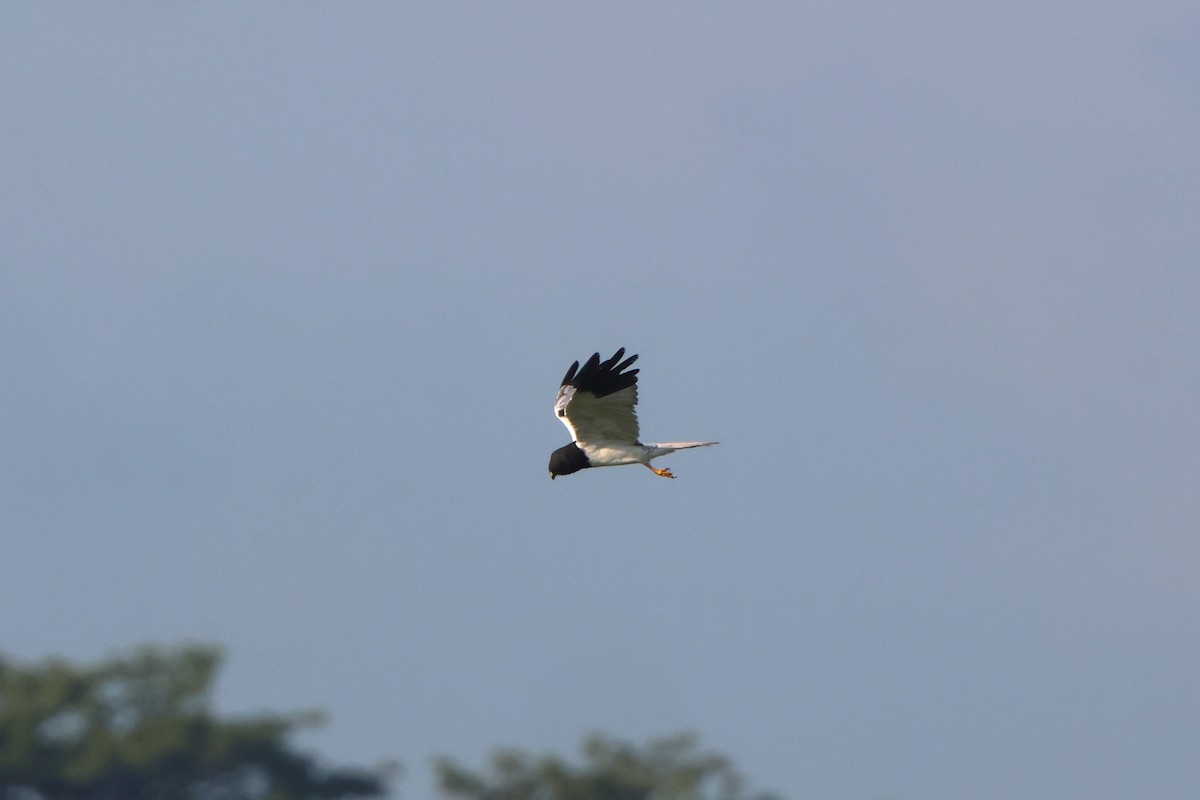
[{"left": 645, "top": 464, "right": 675, "bottom": 479}]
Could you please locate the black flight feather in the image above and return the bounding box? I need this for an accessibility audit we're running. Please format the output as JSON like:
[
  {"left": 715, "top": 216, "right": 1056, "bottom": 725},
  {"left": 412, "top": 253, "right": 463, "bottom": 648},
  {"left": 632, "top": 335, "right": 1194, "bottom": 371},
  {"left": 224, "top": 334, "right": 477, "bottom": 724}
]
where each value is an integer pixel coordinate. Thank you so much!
[
  {"left": 561, "top": 360, "right": 580, "bottom": 386},
  {"left": 561, "top": 348, "right": 639, "bottom": 398}
]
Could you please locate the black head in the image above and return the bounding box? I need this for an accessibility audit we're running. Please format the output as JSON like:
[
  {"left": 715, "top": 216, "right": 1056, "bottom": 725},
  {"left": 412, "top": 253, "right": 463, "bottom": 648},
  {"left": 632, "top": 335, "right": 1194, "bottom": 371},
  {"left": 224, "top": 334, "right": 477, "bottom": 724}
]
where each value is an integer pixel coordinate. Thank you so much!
[{"left": 549, "top": 442, "right": 590, "bottom": 479}]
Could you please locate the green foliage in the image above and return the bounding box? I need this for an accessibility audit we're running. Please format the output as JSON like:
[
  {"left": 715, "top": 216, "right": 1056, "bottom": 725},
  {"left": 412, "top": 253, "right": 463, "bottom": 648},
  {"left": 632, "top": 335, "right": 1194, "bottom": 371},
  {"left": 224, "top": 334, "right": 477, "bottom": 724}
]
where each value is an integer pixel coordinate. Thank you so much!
[
  {"left": 0, "top": 644, "right": 389, "bottom": 800},
  {"left": 434, "top": 732, "right": 779, "bottom": 800}
]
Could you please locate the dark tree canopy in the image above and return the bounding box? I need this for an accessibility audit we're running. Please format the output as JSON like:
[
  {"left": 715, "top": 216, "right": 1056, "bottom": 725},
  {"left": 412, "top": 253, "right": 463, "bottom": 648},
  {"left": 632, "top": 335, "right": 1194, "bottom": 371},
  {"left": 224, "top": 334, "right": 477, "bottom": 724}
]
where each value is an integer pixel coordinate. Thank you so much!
[
  {"left": 434, "top": 732, "right": 779, "bottom": 800},
  {"left": 0, "top": 644, "right": 390, "bottom": 800}
]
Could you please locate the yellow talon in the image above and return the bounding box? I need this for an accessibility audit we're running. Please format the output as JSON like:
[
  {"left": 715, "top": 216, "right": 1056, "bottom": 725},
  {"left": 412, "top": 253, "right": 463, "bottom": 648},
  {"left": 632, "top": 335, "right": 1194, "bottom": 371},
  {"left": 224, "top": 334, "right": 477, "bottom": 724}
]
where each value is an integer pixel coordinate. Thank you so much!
[{"left": 646, "top": 465, "right": 675, "bottom": 479}]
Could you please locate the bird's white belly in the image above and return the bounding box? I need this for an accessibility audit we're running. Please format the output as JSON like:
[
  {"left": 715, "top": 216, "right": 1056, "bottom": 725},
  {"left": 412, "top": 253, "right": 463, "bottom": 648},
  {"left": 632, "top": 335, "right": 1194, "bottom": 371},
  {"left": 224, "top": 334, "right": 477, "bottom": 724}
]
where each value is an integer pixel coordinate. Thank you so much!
[{"left": 579, "top": 441, "right": 649, "bottom": 467}]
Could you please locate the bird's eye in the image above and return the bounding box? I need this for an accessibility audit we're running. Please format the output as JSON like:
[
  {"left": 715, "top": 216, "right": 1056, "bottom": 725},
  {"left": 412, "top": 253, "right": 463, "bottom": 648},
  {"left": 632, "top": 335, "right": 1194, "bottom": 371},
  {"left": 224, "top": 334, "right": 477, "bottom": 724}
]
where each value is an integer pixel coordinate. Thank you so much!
[{"left": 557, "top": 410, "right": 565, "bottom": 417}]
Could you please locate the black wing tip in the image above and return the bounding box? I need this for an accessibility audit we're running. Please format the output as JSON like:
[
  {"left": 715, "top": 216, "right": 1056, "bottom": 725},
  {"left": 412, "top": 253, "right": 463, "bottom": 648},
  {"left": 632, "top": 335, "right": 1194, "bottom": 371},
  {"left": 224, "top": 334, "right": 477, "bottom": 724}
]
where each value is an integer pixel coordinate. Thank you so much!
[
  {"left": 560, "top": 360, "right": 581, "bottom": 386},
  {"left": 561, "top": 348, "right": 639, "bottom": 397}
]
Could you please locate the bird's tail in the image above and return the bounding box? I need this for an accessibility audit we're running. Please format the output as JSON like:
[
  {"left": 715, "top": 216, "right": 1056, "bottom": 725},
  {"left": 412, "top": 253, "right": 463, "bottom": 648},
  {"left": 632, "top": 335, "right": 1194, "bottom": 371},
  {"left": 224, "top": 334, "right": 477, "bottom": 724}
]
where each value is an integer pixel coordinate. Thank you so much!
[{"left": 647, "top": 441, "right": 718, "bottom": 454}]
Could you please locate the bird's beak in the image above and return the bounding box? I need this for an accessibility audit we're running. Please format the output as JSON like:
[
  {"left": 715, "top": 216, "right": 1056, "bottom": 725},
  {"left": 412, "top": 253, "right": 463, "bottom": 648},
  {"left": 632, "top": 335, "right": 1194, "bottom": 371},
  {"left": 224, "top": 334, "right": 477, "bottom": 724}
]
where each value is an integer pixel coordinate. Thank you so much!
[{"left": 550, "top": 472, "right": 556, "bottom": 480}]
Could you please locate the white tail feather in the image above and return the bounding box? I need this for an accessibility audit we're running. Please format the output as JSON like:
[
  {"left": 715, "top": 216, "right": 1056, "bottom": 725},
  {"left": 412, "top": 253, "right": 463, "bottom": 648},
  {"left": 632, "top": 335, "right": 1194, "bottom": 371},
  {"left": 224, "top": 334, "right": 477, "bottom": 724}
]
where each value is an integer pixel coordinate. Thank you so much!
[{"left": 647, "top": 441, "right": 718, "bottom": 452}]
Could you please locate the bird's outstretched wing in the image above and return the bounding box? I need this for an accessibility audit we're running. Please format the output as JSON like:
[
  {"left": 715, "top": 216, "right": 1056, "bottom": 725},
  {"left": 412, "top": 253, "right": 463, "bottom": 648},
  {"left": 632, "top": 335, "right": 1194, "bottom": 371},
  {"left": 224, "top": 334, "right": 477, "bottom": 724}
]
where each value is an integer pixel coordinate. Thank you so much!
[{"left": 554, "top": 348, "right": 640, "bottom": 445}]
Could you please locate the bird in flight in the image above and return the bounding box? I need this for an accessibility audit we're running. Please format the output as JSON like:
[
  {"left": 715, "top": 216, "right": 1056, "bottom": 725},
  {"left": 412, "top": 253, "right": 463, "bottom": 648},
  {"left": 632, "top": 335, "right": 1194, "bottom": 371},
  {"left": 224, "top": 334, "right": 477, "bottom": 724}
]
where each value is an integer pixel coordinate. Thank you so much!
[{"left": 549, "top": 348, "right": 717, "bottom": 479}]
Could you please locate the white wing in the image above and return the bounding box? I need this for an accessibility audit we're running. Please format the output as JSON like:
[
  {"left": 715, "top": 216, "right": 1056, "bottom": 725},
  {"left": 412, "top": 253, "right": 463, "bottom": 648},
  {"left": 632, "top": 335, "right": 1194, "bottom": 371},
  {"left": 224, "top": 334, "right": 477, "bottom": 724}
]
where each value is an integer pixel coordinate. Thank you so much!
[
  {"left": 552, "top": 349, "right": 641, "bottom": 445},
  {"left": 557, "top": 383, "right": 640, "bottom": 444}
]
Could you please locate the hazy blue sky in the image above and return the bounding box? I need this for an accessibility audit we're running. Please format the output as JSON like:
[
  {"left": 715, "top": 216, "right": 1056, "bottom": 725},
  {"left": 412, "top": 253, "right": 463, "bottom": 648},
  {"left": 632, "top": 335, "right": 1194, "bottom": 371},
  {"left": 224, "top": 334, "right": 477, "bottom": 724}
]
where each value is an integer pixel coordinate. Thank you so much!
[{"left": 3, "top": 4, "right": 1198, "bottom": 799}]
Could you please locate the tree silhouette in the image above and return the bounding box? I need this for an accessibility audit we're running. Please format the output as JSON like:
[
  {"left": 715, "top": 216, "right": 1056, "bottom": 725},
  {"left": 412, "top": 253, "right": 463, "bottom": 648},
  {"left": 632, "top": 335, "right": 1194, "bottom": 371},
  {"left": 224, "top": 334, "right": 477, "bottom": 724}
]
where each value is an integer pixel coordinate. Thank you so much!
[
  {"left": 0, "top": 644, "right": 390, "bottom": 800},
  {"left": 435, "top": 732, "right": 779, "bottom": 800}
]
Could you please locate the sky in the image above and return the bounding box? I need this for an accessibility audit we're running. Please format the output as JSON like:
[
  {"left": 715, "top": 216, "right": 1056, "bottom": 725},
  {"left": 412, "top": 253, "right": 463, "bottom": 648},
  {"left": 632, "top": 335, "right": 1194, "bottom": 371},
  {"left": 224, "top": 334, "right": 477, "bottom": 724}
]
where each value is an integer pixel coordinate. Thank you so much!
[{"left": 2, "top": 4, "right": 1199, "bottom": 799}]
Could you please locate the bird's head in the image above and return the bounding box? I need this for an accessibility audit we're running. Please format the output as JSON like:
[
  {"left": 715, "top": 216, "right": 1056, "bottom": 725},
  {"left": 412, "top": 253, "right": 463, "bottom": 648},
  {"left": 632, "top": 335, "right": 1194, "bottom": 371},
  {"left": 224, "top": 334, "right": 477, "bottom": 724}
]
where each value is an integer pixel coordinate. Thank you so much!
[{"left": 548, "top": 442, "right": 589, "bottom": 480}]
